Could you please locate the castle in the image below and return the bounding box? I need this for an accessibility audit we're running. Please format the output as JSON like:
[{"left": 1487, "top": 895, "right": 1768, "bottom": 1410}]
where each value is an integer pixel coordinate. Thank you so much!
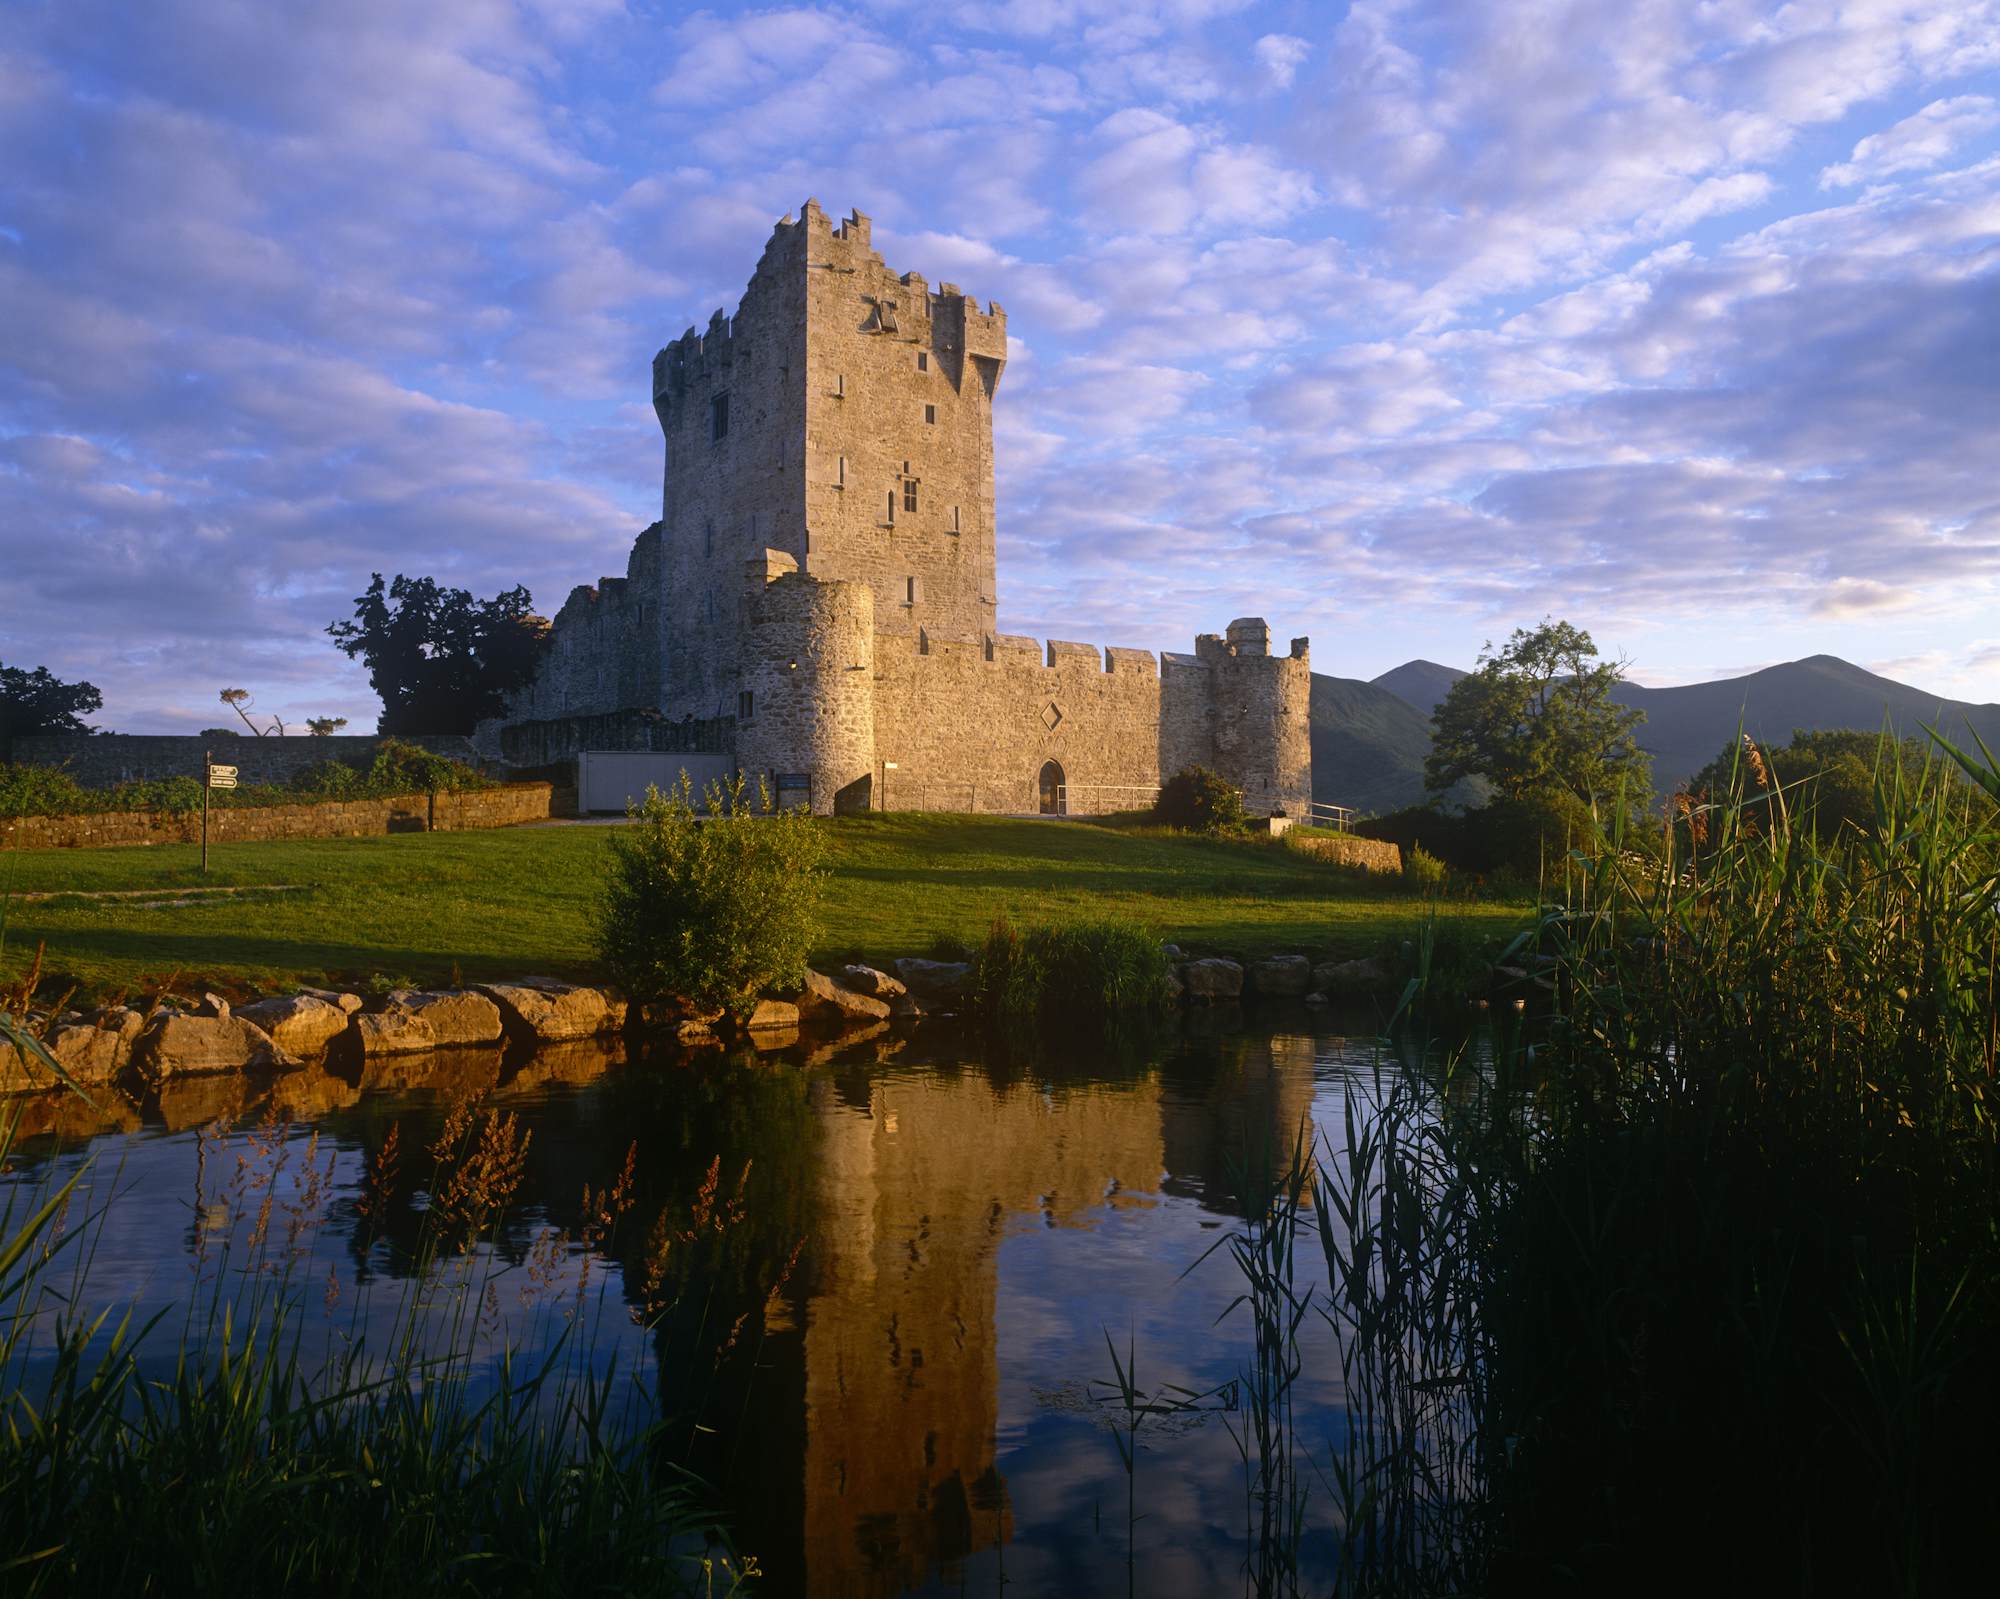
[{"left": 480, "top": 201, "right": 1312, "bottom": 817}]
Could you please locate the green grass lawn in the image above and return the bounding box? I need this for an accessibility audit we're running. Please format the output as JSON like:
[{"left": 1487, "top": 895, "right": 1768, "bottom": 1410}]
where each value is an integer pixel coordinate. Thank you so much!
[{"left": 0, "top": 814, "right": 1530, "bottom": 1003}]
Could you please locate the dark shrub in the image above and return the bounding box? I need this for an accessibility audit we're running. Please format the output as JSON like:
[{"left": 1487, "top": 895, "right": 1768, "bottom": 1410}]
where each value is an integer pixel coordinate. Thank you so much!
[{"left": 1152, "top": 765, "right": 1244, "bottom": 832}]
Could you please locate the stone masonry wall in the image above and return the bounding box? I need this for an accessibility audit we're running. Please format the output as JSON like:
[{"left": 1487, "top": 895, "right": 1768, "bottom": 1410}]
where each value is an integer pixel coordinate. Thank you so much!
[
  {"left": 12, "top": 733, "right": 481, "bottom": 788},
  {"left": 869, "top": 627, "right": 1167, "bottom": 814},
  {"left": 0, "top": 783, "right": 553, "bottom": 850},
  {"left": 1289, "top": 832, "right": 1403, "bottom": 874}
]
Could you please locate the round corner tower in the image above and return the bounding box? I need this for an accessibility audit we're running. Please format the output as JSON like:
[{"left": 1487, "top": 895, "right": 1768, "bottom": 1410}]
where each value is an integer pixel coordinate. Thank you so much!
[
  {"left": 1201, "top": 618, "right": 1313, "bottom": 818},
  {"left": 736, "top": 556, "right": 877, "bottom": 814}
]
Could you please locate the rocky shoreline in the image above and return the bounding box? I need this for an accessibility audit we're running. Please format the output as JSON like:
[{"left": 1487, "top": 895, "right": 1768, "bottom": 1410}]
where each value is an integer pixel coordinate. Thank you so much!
[{"left": 1, "top": 945, "right": 1408, "bottom": 1102}]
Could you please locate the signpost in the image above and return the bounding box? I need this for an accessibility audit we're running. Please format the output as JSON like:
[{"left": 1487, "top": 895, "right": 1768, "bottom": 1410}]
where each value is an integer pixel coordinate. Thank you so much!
[{"left": 201, "top": 753, "right": 237, "bottom": 872}]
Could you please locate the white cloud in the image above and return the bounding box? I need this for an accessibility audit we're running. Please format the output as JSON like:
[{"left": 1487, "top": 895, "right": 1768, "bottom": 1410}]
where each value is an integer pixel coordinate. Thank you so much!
[
  {"left": 1820, "top": 95, "right": 2000, "bottom": 188},
  {"left": 1252, "top": 33, "right": 1308, "bottom": 90}
]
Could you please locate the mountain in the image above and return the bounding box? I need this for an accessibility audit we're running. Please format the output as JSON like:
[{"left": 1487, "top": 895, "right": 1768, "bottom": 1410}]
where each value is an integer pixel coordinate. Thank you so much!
[
  {"left": 1309, "top": 674, "right": 1436, "bottom": 814},
  {"left": 1611, "top": 655, "right": 2000, "bottom": 794},
  {"left": 1314, "top": 653, "right": 2000, "bottom": 811},
  {"left": 1370, "top": 659, "right": 1466, "bottom": 715}
]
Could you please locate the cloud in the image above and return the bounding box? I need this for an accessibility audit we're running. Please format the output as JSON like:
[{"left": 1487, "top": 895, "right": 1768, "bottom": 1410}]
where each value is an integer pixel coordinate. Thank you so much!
[
  {"left": 1810, "top": 578, "right": 1920, "bottom": 620},
  {"left": 1252, "top": 33, "right": 1308, "bottom": 90},
  {"left": 1076, "top": 108, "right": 1314, "bottom": 234},
  {"left": 1820, "top": 95, "right": 2000, "bottom": 188}
]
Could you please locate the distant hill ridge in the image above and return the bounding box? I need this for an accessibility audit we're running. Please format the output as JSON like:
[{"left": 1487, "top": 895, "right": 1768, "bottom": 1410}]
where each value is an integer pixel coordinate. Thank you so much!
[{"left": 1311, "top": 654, "right": 2000, "bottom": 813}]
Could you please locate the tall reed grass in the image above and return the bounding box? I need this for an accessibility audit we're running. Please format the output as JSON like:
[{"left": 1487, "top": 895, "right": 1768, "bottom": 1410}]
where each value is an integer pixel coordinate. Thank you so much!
[{"left": 1215, "top": 731, "right": 2000, "bottom": 1595}]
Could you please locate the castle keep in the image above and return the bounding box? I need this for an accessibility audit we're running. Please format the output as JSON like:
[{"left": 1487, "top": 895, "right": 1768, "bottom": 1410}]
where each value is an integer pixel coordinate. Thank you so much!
[{"left": 482, "top": 201, "right": 1311, "bottom": 817}]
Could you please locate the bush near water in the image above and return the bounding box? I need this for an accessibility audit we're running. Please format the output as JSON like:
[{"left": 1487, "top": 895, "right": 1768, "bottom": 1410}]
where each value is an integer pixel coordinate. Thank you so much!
[{"left": 594, "top": 772, "right": 828, "bottom": 1016}]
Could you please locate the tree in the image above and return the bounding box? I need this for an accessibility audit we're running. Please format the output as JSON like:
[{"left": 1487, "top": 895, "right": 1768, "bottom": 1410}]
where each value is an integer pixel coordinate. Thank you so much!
[
  {"left": 306, "top": 717, "right": 349, "bottom": 737},
  {"left": 220, "top": 687, "right": 284, "bottom": 736},
  {"left": 1688, "top": 727, "right": 1933, "bottom": 841},
  {"left": 1425, "top": 620, "right": 1649, "bottom": 807},
  {"left": 0, "top": 662, "right": 102, "bottom": 755},
  {"left": 328, "top": 573, "right": 548, "bottom": 735}
]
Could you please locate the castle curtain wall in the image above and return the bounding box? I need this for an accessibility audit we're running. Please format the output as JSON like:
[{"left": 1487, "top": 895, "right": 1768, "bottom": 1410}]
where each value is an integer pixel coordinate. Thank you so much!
[{"left": 866, "top": 630, "right": 1169, "bottom": 814}]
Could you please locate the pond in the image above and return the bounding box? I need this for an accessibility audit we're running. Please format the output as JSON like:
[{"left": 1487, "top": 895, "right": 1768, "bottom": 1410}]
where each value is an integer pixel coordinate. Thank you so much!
[{"left": 2, "top": 1010, "right": 1407, "bottom": 1596}]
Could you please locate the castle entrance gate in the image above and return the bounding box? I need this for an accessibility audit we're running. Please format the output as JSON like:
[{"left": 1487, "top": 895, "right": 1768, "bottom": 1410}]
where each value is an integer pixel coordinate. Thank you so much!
[{"left": 1038, "top": 760, "right": 1066, "bottom": 815}]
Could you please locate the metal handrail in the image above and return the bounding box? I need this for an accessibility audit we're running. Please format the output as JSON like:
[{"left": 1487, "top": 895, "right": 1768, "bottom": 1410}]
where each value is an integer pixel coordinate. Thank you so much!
[{"left": 1308, "top": 801, "right": 1355, "bottom": 832}]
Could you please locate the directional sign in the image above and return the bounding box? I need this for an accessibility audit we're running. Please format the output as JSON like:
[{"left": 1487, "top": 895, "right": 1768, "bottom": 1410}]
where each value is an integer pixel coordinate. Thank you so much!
[{"left": 208, "top": 766, "right": 238, "bottom": 789}]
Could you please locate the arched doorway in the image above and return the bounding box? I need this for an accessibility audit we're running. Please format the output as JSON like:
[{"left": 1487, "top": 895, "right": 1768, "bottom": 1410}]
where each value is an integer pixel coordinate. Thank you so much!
[{"left": 1038, "top": 759, "right": 1065, "bottom": 815}]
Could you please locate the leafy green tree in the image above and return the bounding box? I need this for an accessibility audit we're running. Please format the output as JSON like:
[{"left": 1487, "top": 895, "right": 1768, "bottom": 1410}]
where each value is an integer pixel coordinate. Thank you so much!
[
  {"left": 0, "top": 662, "right": 102, "bottom": 755},
  {"left": 328, "top": 573, "right": 547, "bottom": 734},
  {"left": 1688, "top": 727, "right": 1934, "bottom": 841},
  {"left": 594, "top": 773, "right": 827, "bottom": 1016},
  {"left": 1425, "top": 620, "right": 1648, "bottom": 807}
]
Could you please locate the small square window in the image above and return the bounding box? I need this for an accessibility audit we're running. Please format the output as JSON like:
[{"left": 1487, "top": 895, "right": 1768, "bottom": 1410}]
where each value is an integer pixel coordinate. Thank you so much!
[
  {"left": 738, "top": 690, "right": 754, "bottom": 720},
  {"left": 709, "top": 392, "right": 729, "bottom": 442},
  {"left": 903, "top": 480, "right": 918, "bottom": 513},
  {"left": 924, "top": 404, "right": 936, "bottom": 424},
  {"left": 917, "top": 352, "right": 929, "bottom": 372}
]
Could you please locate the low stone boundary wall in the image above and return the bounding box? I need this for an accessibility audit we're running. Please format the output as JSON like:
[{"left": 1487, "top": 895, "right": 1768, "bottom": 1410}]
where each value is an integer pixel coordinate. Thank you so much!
[
  {"left": 1, "top": 783, "right": 554, "bottom": 851},
  {"left": 1290, "top": 832, "right": 1403, "bottom": 874}
]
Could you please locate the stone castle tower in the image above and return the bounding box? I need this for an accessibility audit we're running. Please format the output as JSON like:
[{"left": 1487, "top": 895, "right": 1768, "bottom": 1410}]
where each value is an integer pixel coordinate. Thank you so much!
[{"left": 485, "top": 202, "right": 1314, "bottom": 818}]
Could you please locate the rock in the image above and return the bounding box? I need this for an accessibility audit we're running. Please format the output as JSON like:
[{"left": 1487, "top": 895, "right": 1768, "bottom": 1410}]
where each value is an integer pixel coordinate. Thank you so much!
[
  {"left": 1162, "top": 943, "right": 1185, "bottom": 961},
  {"left": 744, "top": 998, "right": 802, "bottom": 1032},
  {"left": 83, "top": 1006, "right": 147, "bottom": 1047},
  {"left": 194, "top": 993, "right": 231, "bottom": 1019},
  {"left": 838, "top": 963, "right": 908, "bottom": 999},
  {"left": 477, "top": 978, "right": 626, "bottom": 1041},
  {"left": 235, "top": 995, "right": 352, "bottom": 1059},
  {"left": 1248, "top": 955, "right": 1313, "bottom": 997},
  {"left": 48, "top": 1022, "right": 132, "bottom": 1084},
  {"left": 299, "top": 986, "right": 364, "bottom": 1015},
  {"left": 1165, "top": 966, "right": 1184, "bottom": 1001},
  {"left": 1312, "top": 956, "right": 1395, "bottom": 995},
  {"left": 135, "top": 1013, "right": 296, "bottom": 1078},
  {"left": 799, "top": 968, "right": 892, "bottom": 1020},
  {"left": 353, "top": 1010, "right": 436, "bottom": 1056},
  {"left": 386, "top": 989, "right": 504, "bottom": 1048},
  {"left": 1303, "top": 991, "right": 1330, "bottom": 1007},
  {"left": 673, "top": 1017, "right": 721, "bottom": 1045},
  {"left": 890, "top": 992, "right": 924, "bottom": 1019},
  {"left": 1178, "top": 958, "right": 1244, "bottom": 1000},
  {"left": 892, "top": 958, "right": 972, "bottom": 1004}
]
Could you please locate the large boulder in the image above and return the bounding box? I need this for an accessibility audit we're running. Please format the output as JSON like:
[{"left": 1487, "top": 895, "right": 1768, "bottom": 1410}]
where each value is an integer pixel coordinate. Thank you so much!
[
  {"left": 1248, "top": 955, "right": 1313, "bottom": 997},
  {"left": 477, "top": 978, "right": 626, "bottom": 1042},
  {"left": 353, "top": 1010, "right": 437, "bottom": 1057},
  {"left": 1312, "top": 956, "right": 1396, "bottom": 996},
  {"left": 385, "top": 989, "right": 504, "bottom": 1048},
  {"left": 135, "top": 1012, "right": 296, "bottom": 1078},
  {"left": 236, "top": 995, "right": 352, "bottom": 1059},
  {"left": 838, "top": 963, "right": 907, "bottom": 1000},
  {"left": 891, "top": 958, "right": 972, "bottom": 1005},
  {"left": 1178, "top": 958, "right": 1244, "bottom": 1001},
  {"left": 798, "top": 969, "right": 892, "bottom": 1021},
  {"left": 744, "top": 998, "right": 802, "bottom": 1032},
  {"left": 1, "top": 1012, "right": 139, "bottom": 1092}
]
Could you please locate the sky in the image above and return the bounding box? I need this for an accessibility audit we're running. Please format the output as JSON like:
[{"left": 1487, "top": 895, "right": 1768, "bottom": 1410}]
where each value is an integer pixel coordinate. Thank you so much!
[{"left": 2, "top": 0, "right": 1998, "bottom": 734}]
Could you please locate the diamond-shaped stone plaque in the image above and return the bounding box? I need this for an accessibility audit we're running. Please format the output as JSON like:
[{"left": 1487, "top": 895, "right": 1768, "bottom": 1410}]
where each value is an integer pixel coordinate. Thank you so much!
[{"left": 1041, "top": 701, "right": 1063, "bottom": 732}]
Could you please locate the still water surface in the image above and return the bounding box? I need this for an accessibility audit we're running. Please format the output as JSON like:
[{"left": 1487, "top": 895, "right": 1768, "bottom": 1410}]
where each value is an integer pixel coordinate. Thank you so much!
[{"left": 4, "top": 1012, "right": 1399, "bottom": 1596}]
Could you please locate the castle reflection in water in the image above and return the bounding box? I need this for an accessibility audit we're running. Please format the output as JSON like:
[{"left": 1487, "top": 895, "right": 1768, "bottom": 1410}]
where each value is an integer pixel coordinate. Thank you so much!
[{"left": 5, "top": 1019, "right": 1343, "bottom": 1597}]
